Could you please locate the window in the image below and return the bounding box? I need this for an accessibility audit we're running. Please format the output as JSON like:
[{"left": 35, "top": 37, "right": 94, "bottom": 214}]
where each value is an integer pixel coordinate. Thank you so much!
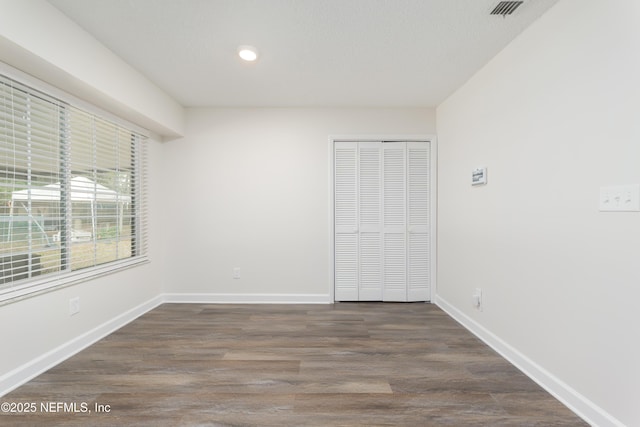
[{"left": 0, "top": 73, "right": 147, "bottom": 301}]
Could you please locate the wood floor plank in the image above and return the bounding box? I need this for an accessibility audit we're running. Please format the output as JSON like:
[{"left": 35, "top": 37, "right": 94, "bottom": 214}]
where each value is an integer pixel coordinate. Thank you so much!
[{"left": 1, "top": 303, "right": 588, "bottom": 426}]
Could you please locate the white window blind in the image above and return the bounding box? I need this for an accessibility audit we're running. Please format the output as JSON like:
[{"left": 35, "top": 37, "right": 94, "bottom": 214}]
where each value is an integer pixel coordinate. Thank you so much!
[{"left": 0, "top": 73, "right": 148, "bottom": 301}]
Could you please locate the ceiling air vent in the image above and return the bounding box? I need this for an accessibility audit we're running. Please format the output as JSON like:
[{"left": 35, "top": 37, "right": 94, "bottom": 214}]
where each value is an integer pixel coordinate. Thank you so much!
[{"left": 490, "top": 1, "right": 524, "bottom": 16}]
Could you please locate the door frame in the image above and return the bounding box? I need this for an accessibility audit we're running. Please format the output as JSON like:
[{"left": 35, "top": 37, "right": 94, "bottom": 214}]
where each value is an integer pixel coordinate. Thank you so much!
[{"left": 328, "top": 135, "right": 438, "bottom": 303}]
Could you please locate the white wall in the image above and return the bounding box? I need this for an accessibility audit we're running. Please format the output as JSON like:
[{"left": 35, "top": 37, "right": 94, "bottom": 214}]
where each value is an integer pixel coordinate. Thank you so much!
[
  {"left": 436, "top": 0, "right": 639, "bottom": 426},
  {"left": 160, "top": 108, "right": 435, "bottom": 301}
]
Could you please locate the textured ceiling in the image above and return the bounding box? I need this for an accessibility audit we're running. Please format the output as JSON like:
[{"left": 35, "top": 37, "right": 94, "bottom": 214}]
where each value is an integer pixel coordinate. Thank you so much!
[{"left": 48, "top": 0, "right": 559, "bottom": 108}]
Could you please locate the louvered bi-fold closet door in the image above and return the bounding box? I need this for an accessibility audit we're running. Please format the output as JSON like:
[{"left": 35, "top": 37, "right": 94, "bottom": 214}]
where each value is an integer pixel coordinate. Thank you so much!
[
  {"left": 334, "top": 140, "right": 430, "bottom": 302},
  {"left": 406, "top": 142, "right": 430, "bottom": 301},
  {"left": 358, "top": 142, "right": 383, "bottom": 300},
  {"left": 382, "top": 142, "right": 408, "bottom": 301},
  {"left": 334, "top": 142, "right": 359, "bottom": 301},
  {"left": 334, "top": 141, "right": 383, "bottom": 301}
]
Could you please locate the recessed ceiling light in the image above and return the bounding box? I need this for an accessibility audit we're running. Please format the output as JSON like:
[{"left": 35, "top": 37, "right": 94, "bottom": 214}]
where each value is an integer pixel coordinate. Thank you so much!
[{"left": 238, "top": 45, "right": 258, "bottom": 62}]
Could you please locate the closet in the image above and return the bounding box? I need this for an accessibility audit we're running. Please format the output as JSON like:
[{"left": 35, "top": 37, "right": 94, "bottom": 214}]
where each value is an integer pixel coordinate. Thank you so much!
[{"left": 334, "top": 140, "right": 431, "bottom": 302}]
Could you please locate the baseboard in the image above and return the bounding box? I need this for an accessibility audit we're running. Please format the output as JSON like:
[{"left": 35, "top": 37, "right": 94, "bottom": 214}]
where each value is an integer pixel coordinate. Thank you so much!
[
  {"left": 162, "top": 292, "right": 331, "bottom": 304},
  {"left": 435, "top": 294, "right": 624, "bottom": 427},
  {"left": 0, "top": 294, "right": 163, "bottom": 398}
]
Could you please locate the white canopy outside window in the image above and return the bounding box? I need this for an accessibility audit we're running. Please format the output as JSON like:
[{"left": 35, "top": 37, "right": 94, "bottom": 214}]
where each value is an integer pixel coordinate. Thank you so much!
[
  {"left": 10, "top": 176, "right": 130, "bottom": 243},
  {"left": 11, "top": 176, "right": 131, "bottom": 204}
]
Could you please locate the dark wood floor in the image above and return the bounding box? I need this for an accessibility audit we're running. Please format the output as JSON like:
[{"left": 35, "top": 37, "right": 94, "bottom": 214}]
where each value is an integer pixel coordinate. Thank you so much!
[{"left": 2, "top": 303, "right": 587, "bottom": 426}]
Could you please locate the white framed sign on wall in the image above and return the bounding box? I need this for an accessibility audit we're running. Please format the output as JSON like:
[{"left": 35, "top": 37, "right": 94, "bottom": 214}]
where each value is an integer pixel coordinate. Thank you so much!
[{"left": 472, "top": 166, "right": 487, "bottom": 186}]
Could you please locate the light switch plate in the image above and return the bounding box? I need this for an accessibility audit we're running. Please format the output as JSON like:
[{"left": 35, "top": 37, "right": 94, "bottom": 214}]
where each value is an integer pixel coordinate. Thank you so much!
[{"left": 599, "top": 184, "right": 640, "bottom": 212}]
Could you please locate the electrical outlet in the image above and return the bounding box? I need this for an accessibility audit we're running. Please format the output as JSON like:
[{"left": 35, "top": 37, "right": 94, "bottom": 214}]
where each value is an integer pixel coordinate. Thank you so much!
[
  {"left": 472, "top": 288, "right": 482, "bottom": 311},
  {"left": 69, "top": 297, "right": 80, "bottom": 316},
  {"left": 233, "top": 267, "right": 241, "bottom": 279}
]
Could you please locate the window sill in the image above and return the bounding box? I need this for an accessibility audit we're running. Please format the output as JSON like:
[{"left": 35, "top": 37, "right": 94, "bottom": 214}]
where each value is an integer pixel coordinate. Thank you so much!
[{"left": 0, "top": 256, "right": 150, "bottom": 306}]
